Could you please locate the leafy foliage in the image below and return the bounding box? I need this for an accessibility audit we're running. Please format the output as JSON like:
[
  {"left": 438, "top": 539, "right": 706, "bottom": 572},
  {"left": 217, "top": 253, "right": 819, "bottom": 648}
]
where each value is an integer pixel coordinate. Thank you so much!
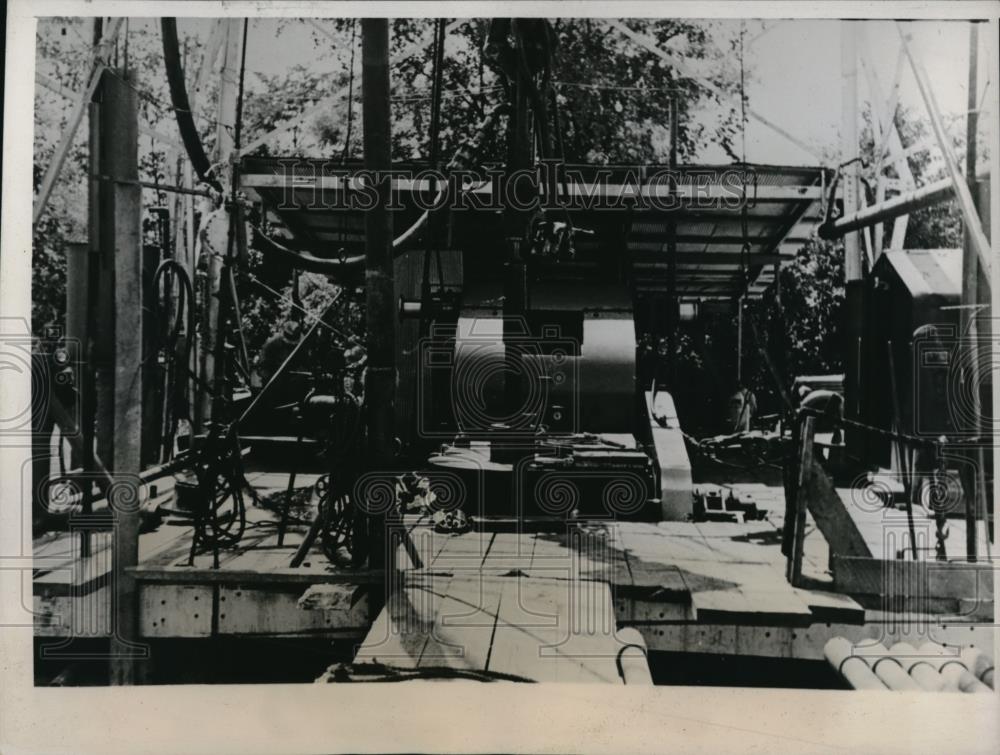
[
  {"left": 32, "top": 17, "right": 751, "bottom": 341},
  {"left": 31, "top": 17, "right": 968, "bottom": 439}
]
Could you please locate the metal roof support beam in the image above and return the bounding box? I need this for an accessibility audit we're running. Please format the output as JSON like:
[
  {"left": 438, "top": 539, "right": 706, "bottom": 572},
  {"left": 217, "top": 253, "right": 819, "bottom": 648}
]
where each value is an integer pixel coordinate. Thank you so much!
[{"left": 240, "top": 171, "right": 822, "bottom": 202}]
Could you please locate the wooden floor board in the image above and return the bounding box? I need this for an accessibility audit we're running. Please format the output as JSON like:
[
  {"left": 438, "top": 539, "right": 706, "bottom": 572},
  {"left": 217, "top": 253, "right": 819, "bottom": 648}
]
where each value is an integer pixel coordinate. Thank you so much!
[
  {"left": 355, "top": 575, "right": 452, "bottom": 668},
  {"left": 419, "top": 576, "right": 503, "bottom": 670}
]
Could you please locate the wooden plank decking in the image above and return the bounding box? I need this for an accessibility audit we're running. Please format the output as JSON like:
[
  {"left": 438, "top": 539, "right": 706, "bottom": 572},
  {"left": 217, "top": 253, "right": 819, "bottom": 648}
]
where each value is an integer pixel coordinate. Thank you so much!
[
  {"left": 355, "top": 573, "right": 625, "bottom": 683},
  {"left": 32, "top": 473, "right": 994, "bottom": 665}
]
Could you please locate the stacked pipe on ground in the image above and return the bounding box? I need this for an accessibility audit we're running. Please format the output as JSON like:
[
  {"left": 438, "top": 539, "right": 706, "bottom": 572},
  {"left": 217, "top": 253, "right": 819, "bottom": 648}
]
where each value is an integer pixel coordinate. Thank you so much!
[{"left": 825, "top": 637, "right": 995, "bottom": 692}]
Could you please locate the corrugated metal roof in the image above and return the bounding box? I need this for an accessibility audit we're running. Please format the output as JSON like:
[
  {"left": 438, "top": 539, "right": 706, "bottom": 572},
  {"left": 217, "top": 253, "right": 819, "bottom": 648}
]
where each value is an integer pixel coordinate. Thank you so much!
[{"left": 241, "top": 158, "right": 827, "bottom": 301}]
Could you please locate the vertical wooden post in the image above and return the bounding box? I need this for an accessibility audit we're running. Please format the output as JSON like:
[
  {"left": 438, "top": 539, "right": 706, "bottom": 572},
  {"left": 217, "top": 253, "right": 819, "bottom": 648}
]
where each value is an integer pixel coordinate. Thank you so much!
[
  {"left": 93, "top": 85, "right": 114, "bottom": 470},
  {"left": 362, "top": 18, "right": 395, "bottom": 572},
  {"left": 94, "top": 69, "right": 144, "bottom": 685},
  {"left": 786, "top": 415, "right": 816, "bottom": 587},
  {"left": 197, "top": 20, "right": 241, "bottom": 427},
  {"left": 781, "top": 415, "right": 801, "bottom": 557}
]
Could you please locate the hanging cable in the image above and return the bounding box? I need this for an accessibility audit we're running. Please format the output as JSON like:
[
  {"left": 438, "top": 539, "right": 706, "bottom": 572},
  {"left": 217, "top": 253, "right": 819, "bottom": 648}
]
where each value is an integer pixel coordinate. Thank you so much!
[
  {"left": 160, "top": 18, "right": 224, "bottom": 192},
  {"left": 151, "top": 259, "right": 198, "bottom": 460}
]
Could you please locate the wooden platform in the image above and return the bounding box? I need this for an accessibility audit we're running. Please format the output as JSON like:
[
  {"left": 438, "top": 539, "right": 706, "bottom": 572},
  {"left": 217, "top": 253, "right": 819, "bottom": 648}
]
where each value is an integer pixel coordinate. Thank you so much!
[
  {"left": 32, "top": 472, "right": 995, "bottom": 669},
  {"left": 33, "top": 471, "right": 374, "bottom": 640}
]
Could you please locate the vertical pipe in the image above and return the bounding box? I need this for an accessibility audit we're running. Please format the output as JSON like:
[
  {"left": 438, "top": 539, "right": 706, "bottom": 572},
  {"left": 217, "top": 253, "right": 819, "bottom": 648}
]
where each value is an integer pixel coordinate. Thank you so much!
[
  {"left": 841, "top": 21, "right": 864, "bottom": 459},
  {"left": 962, "top": 22, "right": 981, "bottom": 562},
  {"left": 362, "top": 18, "right": 395, "bottom": 570},
  {"left": 990, "top": 19, "right": 1000, "bottom": 548},
  {"left": 666, "top": 96, "right": 678, "bottom": 389}
]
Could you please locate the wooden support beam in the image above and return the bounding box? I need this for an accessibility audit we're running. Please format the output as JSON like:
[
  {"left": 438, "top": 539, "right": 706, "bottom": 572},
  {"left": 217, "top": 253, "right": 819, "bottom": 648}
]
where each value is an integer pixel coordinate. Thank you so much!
[
  {"left": 803, "top": 445, "right": 872, "bottom": 562},
  {"left": 92, "top": 68, "right": 146, "bottom": 686},
  {"left": 787, "top": 416, "right": 872, "bottom": 589},
  {"left": 362, "top": 19, "right": 396, "bottom": 575}
]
